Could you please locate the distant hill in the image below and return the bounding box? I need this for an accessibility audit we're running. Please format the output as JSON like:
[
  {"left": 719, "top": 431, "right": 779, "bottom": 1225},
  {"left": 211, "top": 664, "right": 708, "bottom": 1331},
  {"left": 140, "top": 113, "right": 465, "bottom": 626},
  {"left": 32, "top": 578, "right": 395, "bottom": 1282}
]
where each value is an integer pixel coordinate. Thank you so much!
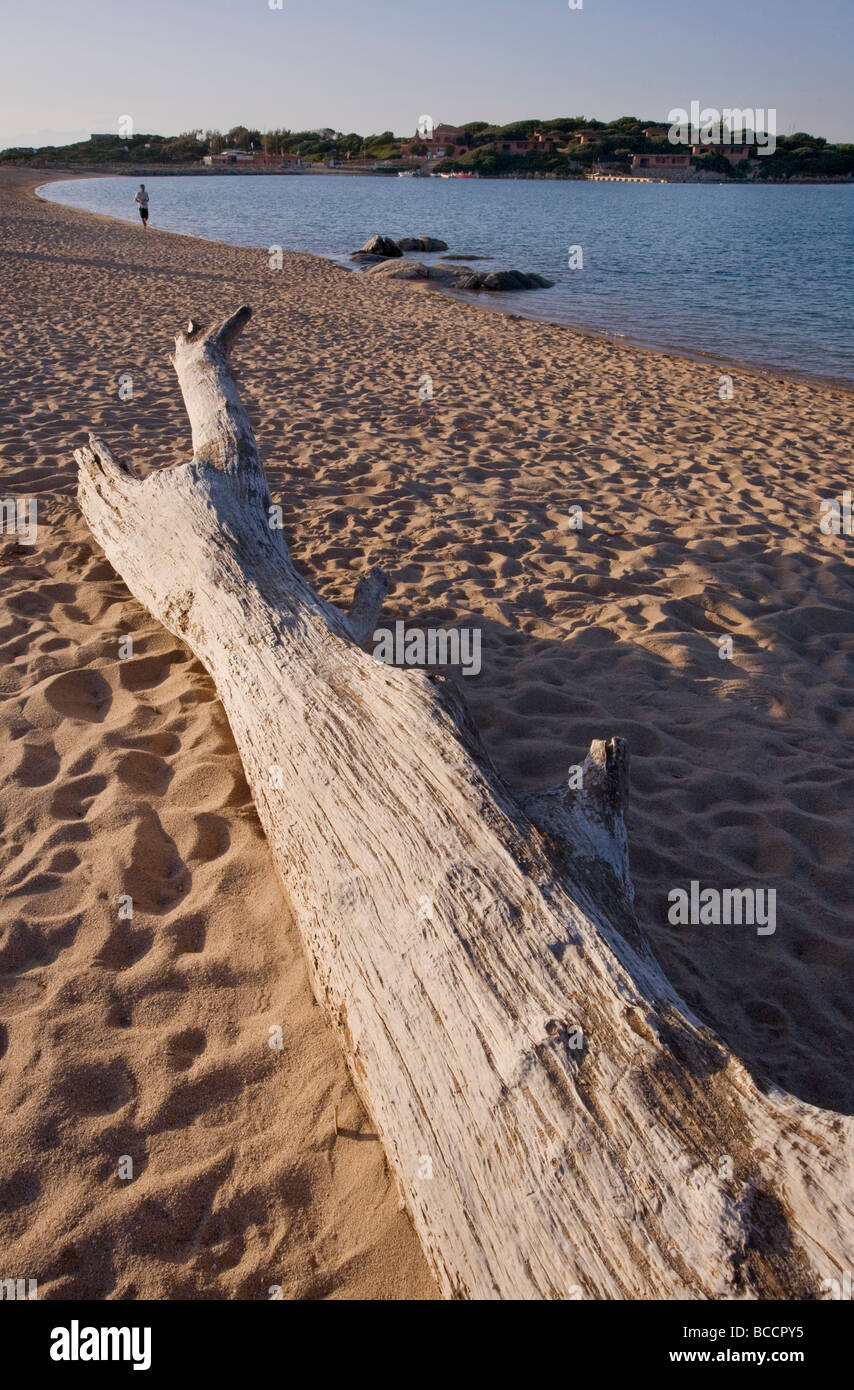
[{"left": 3, "top": 120, "right": 852, "bottom": 181}]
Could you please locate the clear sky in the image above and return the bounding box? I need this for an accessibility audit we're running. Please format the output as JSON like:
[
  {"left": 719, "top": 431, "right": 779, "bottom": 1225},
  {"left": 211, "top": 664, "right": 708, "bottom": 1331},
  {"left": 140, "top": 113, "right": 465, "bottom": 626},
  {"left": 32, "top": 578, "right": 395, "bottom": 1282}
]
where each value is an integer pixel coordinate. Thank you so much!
[{"left": 2, "top": 0, "right": 852, "bottom": 149}]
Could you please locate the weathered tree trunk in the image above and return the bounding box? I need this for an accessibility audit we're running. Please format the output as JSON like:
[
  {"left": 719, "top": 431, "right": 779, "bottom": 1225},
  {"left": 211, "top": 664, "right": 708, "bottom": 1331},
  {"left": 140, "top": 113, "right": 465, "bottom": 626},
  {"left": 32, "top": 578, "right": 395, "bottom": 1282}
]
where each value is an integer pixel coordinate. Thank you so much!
[{"left": 76, "top": 308, "right": 852, "bottom": 1300}]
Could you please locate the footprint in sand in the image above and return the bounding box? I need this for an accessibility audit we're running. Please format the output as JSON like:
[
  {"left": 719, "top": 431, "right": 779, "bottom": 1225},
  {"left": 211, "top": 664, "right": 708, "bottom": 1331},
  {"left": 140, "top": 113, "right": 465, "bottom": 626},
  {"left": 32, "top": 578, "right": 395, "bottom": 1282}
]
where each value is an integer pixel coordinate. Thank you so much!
[
  {"left": 94, "top": 919, "right": 155, "bottom": 971},
  {"left": 43, "top": 668, "right": 113, "bottom": 723},
  {"left": 12, "top": 739, "right": 61, "bottom": 787},
  {"left": 114, "top": 748, "right": 173, "bottom": 798},
  {"left": 118, "top": 650, "right": 186, "bottom": 692},
  {"left": 165, "top": 1026, "right": 207, "bottom": 1072},
  {"left": 49, "top": 772, "right": 108, "bottom": 820},
  {"left": 51, "top": 1059, "right": 135, "bottom": 1117},
  {"left": 166, "top": 914, "right": 207, "bottom": 956}
]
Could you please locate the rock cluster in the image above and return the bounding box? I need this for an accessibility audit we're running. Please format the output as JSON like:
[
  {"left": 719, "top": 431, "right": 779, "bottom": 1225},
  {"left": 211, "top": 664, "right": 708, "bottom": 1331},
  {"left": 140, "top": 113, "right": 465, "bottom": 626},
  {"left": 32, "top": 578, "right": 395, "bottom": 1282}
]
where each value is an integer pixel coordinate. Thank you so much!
[
  {"left": 366, "top": 258, "right": 553, "bottom": 292},
  {"left": 352, "top": 233, "right": 552, "bottom": 291},
  {"left": 395, "top": 236, "right": 449, "bottom": 252},
  {"left": 351, "top": 234, "right": 403, "bottom": 263}
]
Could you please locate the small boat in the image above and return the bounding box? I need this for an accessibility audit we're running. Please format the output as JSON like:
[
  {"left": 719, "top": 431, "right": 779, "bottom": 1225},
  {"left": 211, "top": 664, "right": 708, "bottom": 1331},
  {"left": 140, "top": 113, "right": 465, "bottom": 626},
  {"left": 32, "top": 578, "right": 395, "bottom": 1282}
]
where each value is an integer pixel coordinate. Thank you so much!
[{"left": 398, "top": 170, "right": 416, "bottom": 177}]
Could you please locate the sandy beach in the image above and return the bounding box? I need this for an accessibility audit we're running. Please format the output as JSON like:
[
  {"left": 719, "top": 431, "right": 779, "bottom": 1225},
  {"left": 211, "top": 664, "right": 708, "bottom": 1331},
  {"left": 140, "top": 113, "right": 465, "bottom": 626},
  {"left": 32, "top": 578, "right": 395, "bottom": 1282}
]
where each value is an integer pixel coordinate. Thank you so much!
[{"left": 1, "top": 165, "right": 852, "bottom": 1299}]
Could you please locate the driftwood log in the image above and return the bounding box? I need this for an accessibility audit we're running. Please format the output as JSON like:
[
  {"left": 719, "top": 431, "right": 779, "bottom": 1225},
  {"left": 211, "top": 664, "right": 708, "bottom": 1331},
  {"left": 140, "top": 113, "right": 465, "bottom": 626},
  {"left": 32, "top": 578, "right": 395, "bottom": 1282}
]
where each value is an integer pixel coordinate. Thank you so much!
[{"left": 75, "top": 307, "right": 853, "bottom": 1300}]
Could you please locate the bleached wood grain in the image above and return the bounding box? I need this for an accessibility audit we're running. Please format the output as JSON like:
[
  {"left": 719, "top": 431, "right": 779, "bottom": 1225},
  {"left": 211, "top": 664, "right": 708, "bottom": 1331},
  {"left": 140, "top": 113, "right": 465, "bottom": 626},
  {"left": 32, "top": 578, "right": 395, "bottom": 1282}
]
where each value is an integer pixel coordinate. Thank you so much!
[{"left": 75, "top": 307, "right": 853, "bottom": 1299}]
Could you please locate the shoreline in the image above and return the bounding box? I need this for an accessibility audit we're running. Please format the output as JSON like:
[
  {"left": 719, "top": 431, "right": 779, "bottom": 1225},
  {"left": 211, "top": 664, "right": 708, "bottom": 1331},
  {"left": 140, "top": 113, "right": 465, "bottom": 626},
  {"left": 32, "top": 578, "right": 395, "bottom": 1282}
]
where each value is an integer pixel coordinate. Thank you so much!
[
  {"left": 11, "top": 158, "right": 854, "bottom": 186},
  {"left": 33, "top": 169, "right": 854, "bottom": 396}
]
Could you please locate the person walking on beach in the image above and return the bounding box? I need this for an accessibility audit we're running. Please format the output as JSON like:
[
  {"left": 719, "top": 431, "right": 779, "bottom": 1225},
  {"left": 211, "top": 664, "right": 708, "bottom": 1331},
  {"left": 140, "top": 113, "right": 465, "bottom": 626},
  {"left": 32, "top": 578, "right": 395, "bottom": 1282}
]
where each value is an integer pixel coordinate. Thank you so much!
[{"left": 134, "top": 184, "right": 149, "bottom": 228}]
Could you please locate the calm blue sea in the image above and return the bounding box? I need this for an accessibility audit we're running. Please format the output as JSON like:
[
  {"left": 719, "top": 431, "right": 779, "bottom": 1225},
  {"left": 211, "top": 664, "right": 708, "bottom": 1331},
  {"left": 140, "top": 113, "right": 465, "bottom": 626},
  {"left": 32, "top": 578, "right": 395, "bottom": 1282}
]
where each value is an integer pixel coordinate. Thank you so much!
[{"left": 39, "top": 174, "right": 854, "bottom": 384}]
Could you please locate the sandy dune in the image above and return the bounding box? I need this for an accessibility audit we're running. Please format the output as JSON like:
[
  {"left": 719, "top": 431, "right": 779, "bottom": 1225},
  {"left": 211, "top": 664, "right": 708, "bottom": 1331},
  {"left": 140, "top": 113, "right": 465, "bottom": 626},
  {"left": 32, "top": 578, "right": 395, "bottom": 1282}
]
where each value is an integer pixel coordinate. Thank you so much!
[{"left": 0, "top": 167, "right": 852, "bottom": 1298}]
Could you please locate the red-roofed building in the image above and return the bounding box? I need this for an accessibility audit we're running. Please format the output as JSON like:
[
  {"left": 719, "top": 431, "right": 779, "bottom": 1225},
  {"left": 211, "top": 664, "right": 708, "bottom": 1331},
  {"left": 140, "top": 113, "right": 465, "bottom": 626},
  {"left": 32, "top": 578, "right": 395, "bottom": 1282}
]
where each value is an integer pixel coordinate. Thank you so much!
[
  {"left": 631, "top": 151, "right": 691, "bottom": 171},
  {"left": 691, "top": 143, "right": 753, "bottom": 165},
  {"left": 400, "top": 122, "right": 469, "bottom": 158},
  {"left": 204, "top": 150, "right": 302, "bottom": 167}
]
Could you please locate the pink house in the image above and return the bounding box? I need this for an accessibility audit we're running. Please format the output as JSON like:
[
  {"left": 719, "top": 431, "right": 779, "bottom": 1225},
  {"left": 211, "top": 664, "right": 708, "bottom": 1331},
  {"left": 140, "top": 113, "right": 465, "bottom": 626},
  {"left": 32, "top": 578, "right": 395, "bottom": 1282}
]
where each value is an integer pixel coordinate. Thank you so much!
[
  {"left": 204, "top": 150, "right": 302, "bottom": 168},
  {"left": 401, "top": 122, "right": 469, "bottom": 158},
  {"left": 691, "top": 143, "right": 752, "bottom": 166},
  {"left": 631, "top": 152, "right": 691, "bottom": 170}
]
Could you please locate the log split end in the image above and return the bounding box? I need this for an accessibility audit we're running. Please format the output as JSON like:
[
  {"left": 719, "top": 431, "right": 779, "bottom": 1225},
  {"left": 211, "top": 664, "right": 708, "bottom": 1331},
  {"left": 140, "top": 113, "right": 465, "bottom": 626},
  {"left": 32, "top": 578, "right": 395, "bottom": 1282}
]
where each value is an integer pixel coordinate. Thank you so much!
[
  {"left": 522, "top": 736, "right": 633, "bottom": 900},
  {"left": 175, "top": 304, "right": 253, "bottom": 357},
  {"left": 75, "top": 434, "right": 137, "bottom": 487},
  {"left": 348, "top": 565, "right": 391, "bottom": 645}
]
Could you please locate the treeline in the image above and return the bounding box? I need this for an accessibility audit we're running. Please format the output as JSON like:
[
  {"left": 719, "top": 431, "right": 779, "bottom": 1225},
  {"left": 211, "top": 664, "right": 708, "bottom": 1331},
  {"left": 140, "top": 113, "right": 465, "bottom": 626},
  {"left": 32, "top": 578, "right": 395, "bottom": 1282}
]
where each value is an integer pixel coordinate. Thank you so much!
[
  {"left": 0, "top": 126, "right": 402, "bottom": 166},
  {"left": 3, "top": 120, "right": 853, "bottom": 180},
  {"left": 1, "top": 131, "right": 210, "bottom": 165},
  {"left": 439, "top": 120, "right": 854, "bottom": 180}
]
